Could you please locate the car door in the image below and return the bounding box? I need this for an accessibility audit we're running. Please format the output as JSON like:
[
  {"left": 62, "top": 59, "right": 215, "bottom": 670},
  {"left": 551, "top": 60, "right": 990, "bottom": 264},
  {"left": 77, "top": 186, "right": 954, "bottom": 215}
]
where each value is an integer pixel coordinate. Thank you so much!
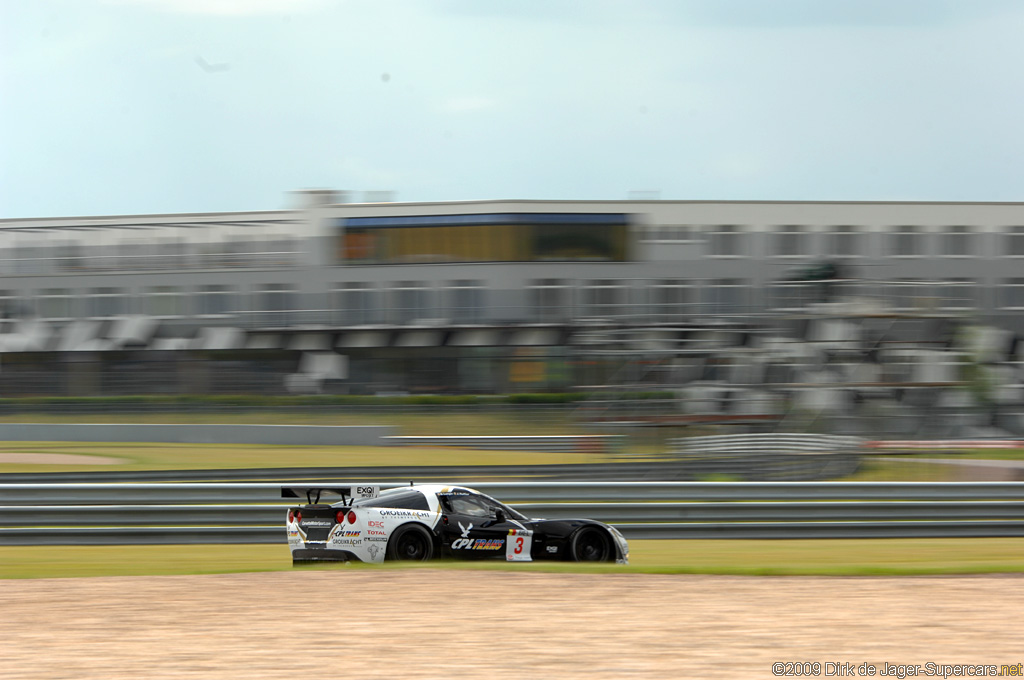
[{"left": 438, "top": 493, "right": 515, "bottom": 560}]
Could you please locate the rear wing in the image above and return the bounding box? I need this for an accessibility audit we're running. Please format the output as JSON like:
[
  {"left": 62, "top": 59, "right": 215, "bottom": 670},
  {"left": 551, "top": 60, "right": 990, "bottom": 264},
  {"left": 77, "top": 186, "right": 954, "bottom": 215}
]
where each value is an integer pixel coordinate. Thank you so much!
[{"left": 281, "top": 485, "right": 380, "bottom": 505}]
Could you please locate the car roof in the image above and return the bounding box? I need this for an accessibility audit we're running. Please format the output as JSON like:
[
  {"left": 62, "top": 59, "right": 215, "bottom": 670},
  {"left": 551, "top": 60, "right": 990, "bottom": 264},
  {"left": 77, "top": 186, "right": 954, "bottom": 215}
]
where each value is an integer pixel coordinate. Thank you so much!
[{"left": 383, "top": 484, "right": 480, "bottom": 497}]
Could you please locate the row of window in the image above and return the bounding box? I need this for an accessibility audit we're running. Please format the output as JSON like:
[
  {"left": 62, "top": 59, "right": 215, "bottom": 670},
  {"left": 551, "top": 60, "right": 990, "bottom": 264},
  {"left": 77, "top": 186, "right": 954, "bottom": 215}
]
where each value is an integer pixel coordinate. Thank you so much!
[
  {"left": 339, "top": 218, "right": 629, "bottom": 264},
  {"left": 1, "top": 238, "right": 300, "bottom": 276},
  {"left": 10, "top": 278, "right": 1024, "bottom": 324},
  {"left": 3, "top": 225, "right": 1024, "bottom": 277},
  {"left": 640, "top": 225, "right": 1024, "bottom": 257}
]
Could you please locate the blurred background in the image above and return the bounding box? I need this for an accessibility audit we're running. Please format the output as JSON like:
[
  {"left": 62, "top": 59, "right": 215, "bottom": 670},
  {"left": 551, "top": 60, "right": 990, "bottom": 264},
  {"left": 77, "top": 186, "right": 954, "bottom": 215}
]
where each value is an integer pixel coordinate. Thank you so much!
[{"left": 2, "top": 1, "right": 1024, "bottom": 482}]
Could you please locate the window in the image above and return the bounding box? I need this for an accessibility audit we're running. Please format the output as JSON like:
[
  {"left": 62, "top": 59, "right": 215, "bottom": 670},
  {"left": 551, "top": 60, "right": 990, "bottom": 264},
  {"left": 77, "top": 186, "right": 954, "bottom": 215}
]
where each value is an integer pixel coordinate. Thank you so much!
[
  {"left": 0, "top": 290, "right": 18, "bottom": 319},
  {"left": 703, "top": 279, "right": 748, "bottom": 314},
  {"left": 650, "top": 279, "right": 693, "bottom": 320},
  {"left": 335, "top": 282, "right": 375, "bottom": 325},
  {"left": 942, "top": 226, "right": 973, "bottom": 257},
  {"left": 773, "top": 226, "right": 806, "bottom": 257},
  {"left": 708, "top": 225, "right": 743, "bottom": 256},
  {"left": 148, "top": 286, "right": 184, "bottom": 317},
  {"left": 938, "top": 278, "right": 976, "bottom": 309},
  {"left": 449, "top": 280, "right": 485, "bottom": 323},
  {"left": 583, "top": 280, "right": 623, "bottom": 318},
  {"left": 225, "top": 238, "right": 259, "bottom": 267},
  {"left": 54, "top": 241, "right": 83, "bottom": 272},
  {"left": 529, "top": 278, "right": 570, "bottom": 321},
  {"left": 198, "top": 285, "right": 234, "bottom": 316},
  {"left": 14, "top": 242, "right": 43, "bottom": 275},
  {"left": 889, "top": 279, "right": 926, "bottom": 310},
  {"left": 258, "top": 283, "right": 295, "bottom": 325},
  {"left": 890, "top": 226, "right": 923, "bottom": 257},
  {"left": 264, "top": 236, "right": 297, "bottom": 267},
  {"left": 440, "top": 494, "right": 494, "bottom": 517},
  {"left": 118, "top": 239, "right": 149, "bottom": 270},
  {"left": 338, "top": 214, "right": 627, "bottom": 264},
  {"left": 391, "top": 281, "right": 430, "bottom": 323},
  {"left": 1006, "top": 227, "right": 1024, "bottom": 256},
  {"left": 89, "top": 288, "right": 127, "bottom": 318},
  {"left": 643, "top": 225, "right": 697, "bottom": 242},
  {"left": 828, "top": 226, "right": 861, "bottom": 258},
  {"left": 38, "top": 288, "right": 72, "bottom": 319},
  {"left": 1002, "top": 278, "right": 1024, "bottom": 308},
  {"left": 771, "top": 280, "right": 817, "bottom": 310},
  {"left": 155, "top": 239, "right": 187, "bottom": 270}
]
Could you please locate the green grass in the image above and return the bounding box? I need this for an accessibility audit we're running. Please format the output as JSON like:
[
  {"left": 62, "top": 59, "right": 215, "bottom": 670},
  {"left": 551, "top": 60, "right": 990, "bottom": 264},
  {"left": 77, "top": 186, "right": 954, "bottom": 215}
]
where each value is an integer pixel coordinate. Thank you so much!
[
  {"left": 6, "top": 538, "right": 1024, "bottom": 579},
  {"left": 0, "top": 410, "right": 584, "bottom": 436},
  {"left": 0, "top": 441, "right": 608, "bottom": 473}
]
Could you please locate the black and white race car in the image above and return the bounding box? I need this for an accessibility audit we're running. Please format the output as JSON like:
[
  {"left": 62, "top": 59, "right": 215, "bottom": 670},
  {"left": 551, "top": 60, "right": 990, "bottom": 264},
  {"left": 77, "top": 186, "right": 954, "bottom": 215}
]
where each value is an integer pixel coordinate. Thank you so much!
[{"left": 283, "top": 484, "right": 628, "bottom": 565}]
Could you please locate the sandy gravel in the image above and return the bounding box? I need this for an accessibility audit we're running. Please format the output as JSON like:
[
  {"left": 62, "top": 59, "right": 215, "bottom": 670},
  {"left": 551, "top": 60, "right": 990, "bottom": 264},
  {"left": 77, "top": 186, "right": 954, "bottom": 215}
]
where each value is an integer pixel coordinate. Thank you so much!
[{"left": 3, "top": 571, "right": 1023, "bottom": 679}]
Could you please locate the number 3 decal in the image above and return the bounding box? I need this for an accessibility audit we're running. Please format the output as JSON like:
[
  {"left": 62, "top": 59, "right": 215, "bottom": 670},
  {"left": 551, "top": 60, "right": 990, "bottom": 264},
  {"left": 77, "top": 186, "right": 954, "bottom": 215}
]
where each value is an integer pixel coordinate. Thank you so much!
[{"left": 506, "top": 529, "right": 533, "bottom": 562}]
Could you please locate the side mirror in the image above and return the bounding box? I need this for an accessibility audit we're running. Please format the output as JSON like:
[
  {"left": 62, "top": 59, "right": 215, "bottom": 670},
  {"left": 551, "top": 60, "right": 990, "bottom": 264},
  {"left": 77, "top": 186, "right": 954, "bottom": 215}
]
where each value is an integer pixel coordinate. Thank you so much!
[{"left": 494, "top": 509, "right": 506, "bottom": 524}]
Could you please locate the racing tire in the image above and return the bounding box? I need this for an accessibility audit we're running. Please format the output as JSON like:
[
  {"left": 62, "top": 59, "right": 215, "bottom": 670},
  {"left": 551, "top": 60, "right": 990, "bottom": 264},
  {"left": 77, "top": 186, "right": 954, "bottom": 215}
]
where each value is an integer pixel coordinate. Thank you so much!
[
  {"left": 385, "top": 523, "right": 435, "bottom": 561},
  {"left": 569, "top": 527, "right": 614, "bottom": 562}
]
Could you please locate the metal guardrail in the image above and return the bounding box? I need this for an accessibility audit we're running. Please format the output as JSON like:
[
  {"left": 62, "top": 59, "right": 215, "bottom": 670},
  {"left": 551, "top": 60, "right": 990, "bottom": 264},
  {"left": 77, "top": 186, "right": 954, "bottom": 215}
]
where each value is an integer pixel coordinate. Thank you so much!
[
  {"left": 5, "top": 481, "right": 1024, "bottom": 544},
  {"left": 665, "top": 433, "right": 865, "bottom": 481},
  {"left": 384, "top": 435, "right": 624, "bottom": 453},
  {"left": 673, "top": 434, "right": 864, "bottom": 455},
  {"left": 11, "top": 481, "right": 1024, "bottom": 504}
]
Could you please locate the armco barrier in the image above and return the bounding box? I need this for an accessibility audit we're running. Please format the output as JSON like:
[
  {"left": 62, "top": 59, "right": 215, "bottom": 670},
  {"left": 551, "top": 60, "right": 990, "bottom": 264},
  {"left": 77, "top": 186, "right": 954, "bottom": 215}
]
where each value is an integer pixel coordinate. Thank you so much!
[
  {"left": 0, "top": 423, "right": 394, "bottom": 446},
  {"left": 7, "top": 481, "right": 1024, "bottom": 505},
  {"left": 667, "top": 433, "right": 864, "bottom": 481},
  {"left": 383, "top": 435, "right": 624, "bottom": 453},
  {"left": 5, "top": 481, "right": 1024, "bottom": 544}
]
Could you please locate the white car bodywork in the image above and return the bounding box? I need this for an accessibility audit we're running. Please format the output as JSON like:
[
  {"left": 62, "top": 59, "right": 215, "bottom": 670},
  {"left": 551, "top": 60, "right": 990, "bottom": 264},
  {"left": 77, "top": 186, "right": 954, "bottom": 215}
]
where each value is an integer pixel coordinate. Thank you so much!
[{"left": 287, "top": 484, "right": 502, "bottom": 564}]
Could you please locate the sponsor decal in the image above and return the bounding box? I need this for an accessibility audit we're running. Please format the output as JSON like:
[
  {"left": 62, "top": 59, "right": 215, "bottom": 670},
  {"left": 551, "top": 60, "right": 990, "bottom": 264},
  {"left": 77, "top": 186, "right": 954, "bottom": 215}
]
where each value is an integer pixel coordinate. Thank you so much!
[
  {"left": 380, "top": 510, "right": 432, "bottom": 519},
  {"left": 546, "top": 545, "right": 558, "bottom": 553},
  {"left": 452, "top": 538, "right": 504, "bottom": 551},
  {"left": 332, "top": 537, "right": 362, "bottom": 546},
  {"left": 367, "top": 530, "right": 387, "bottom": 536},
  {"left": 329, "top": 529, "right": 360, "bottom": 541},
  {"left": 458, "top": 521, "right": 473, "bottom": 538},
  {"left": 368, "top": 521, "right": 385, "bottom": 528},
  {"left": 355, "top": 485, "right": 377, "bottom": 498},
  {"left": 506, "top": 528, "right": 533, "bottom": 562},
  {"left": 365, "top": 536, "right": 388, "bottom": 543},
  {"left": 302, "top": 520, "right": 332, "bottom": 527},
  {"left": 367, "top": 544, "right": 381, "bottom": 560}
]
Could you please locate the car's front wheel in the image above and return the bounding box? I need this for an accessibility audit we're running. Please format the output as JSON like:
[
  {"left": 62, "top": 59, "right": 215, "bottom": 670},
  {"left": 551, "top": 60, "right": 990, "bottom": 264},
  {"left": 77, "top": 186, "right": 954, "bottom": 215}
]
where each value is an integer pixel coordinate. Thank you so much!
[
  {"left": 385, "top": 523, "right": 435, "bottom": 561},
  {"left": 569, "top": 527, "right": 614, "bottom": 562}
]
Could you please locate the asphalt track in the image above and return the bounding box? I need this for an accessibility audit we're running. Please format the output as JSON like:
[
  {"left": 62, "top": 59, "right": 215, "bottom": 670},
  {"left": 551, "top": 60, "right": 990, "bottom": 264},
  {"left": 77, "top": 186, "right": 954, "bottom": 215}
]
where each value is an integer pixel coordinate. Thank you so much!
[{"left": 4, "top": 570, "right": 1023, "bottom": 679}]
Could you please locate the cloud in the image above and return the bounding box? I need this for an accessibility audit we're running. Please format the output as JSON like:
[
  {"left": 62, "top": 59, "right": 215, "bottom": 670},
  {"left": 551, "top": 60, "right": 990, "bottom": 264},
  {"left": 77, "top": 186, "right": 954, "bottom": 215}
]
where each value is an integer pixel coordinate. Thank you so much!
[{"left": 105, "top": 0, "right": 329, "bottom": 16}]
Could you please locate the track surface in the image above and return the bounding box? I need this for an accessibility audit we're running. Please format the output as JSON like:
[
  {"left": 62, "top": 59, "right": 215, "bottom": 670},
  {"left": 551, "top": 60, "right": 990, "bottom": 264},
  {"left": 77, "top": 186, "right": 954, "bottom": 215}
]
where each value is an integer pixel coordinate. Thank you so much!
[{"left": 4, "top": 570, "right": 1023, "bottom": 679}]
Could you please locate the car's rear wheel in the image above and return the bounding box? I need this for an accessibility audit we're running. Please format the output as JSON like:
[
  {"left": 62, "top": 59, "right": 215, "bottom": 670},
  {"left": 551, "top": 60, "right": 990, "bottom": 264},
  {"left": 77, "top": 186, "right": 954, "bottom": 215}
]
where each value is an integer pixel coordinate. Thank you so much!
[
  {"left": 386, "top": 523, "right": 435, "bottom": 561},
  {"left": 569, "top": 527, "right": 613, "bottom": 562}
]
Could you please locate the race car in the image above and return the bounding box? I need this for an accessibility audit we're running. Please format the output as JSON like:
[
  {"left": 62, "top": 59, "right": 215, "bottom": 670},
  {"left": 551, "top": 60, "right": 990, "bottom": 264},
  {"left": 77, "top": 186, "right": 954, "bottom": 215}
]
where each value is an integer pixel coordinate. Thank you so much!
[{"left": 283, "top": 483, "right": 628, "bottom": 565}]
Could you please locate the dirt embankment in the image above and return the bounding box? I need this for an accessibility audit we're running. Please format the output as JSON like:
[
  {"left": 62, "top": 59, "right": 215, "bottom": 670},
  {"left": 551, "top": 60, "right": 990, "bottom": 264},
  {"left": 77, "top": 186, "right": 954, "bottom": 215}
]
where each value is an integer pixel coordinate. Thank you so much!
[{"left": 3, "top": 571, "right": 1023, "bottom": 679}]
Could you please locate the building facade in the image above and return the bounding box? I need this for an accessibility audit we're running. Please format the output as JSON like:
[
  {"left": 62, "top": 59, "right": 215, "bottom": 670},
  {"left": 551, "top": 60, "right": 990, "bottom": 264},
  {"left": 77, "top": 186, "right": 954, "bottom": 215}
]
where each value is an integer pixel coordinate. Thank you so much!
[{"left": 0, "top": 191, "right": 1022, "bottom": 397}]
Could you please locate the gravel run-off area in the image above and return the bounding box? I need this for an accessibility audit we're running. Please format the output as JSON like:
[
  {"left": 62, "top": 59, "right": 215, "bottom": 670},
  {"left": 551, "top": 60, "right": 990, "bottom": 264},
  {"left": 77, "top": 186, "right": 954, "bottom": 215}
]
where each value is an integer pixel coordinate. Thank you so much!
[{"left": 4, "top": 570, "right": 1024, "bottom": 679}]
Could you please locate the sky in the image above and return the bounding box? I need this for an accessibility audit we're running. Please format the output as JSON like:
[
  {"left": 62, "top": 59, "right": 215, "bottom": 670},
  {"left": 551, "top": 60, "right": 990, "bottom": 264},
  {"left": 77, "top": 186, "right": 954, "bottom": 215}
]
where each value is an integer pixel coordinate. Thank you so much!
[{"left": 2, "top": 0, "right": 1024, "bottom": 218}]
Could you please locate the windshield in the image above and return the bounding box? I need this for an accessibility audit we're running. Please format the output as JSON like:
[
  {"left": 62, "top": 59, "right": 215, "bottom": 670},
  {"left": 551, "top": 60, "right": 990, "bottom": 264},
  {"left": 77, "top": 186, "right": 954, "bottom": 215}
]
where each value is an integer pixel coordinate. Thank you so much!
[{"left": 440, "top": 492, "right": 529, "bottom": 522}]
